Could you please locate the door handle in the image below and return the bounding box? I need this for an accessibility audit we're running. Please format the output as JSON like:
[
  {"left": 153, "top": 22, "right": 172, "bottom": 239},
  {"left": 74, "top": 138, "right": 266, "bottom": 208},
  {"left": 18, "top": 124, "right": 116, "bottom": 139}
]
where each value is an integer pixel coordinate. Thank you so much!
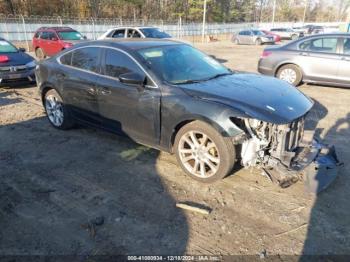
[
  {"left": 299, "top": 52, "right": 309, "bottom": 56},
  {"left": 98, "top": 87, "right": 111, "bottom": 95},
  {"left": 341, "top": 56, "right": 350, "bottom": 61},
  {"left": 57, "top": 73, "right": 66, "bottom": 79}
]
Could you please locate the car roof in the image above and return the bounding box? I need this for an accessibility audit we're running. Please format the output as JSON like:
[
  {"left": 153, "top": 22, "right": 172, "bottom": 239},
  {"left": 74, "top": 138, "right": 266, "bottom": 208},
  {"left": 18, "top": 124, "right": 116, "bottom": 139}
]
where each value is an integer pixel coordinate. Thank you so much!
[
  {"left": 37, "top": 26, "right": 75, "bottom": 32},
  {"left": 75, "top": 38, "right": 183, "bottom": 51},
  {"left": 108, "top": 26, "right": 158, "bottom": 31}
]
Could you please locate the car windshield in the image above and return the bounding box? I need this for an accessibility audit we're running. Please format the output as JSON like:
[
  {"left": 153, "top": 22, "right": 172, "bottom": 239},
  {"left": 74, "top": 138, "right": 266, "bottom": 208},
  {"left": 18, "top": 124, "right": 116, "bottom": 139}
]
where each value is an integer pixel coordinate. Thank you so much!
[
  {"left": 0, "top": 40, "right": 18, "bottom": 53},
  {"left": 140, "top": 28, "right": 171, "bottom": 38},
  {"left": 138, "top": 44, "right": 231, "bottom": 84},
  {"left": 58, "top": 31, "right": 84, "bottom": 40},
  {"left": 253, "top": 30, "right": 264, "bottom": 35}
]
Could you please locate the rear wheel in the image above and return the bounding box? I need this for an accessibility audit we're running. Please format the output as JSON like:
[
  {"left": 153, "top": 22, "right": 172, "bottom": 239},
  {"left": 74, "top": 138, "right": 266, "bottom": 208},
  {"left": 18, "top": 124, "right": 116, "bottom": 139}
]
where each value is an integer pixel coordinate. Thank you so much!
[
  {"left": 174, "top": 121, "right": 236, "bottom": 183},
  {"left": 35, "top": 48, "right": 46, "bottom": 60},
  {"left": 276, "top": 64, "right": 302, "bottom": 86},
  {"left": 44, "top": 89, "right": 74, "bottom": 129}
]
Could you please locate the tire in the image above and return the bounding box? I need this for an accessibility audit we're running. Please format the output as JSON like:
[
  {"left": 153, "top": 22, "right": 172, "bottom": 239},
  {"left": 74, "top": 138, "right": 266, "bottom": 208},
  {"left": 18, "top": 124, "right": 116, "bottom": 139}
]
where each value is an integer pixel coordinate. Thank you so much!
[
  {"left": 255, "top": 38, "right": 262, "bottom": 45},
  {"left": 35, "top": 47, "right": 46, "bottom": 60},
  {"left": 276, "top": 64, "right": 302, "bottom": 86},
  {"left": 234, "top": 38, "right": 240, "bottom": 45},
  {"left": 44, "top": 89, "right": 74, "bottom": 130},
  {"left": 291, "top": 34, "right": 298, "bottom": 40},
  {"left": 174, "top": 120, "right": 236, "bottom": 183}
]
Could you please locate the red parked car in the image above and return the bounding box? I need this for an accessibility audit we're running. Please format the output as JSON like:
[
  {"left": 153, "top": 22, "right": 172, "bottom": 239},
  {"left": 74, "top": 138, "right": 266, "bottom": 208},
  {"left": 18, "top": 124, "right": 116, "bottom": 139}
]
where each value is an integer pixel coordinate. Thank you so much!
[
  {"left": 32, "top": 27, "right": 86, "bottom": 60},
  {"left": 261, "top": 30, "right": 281, "bottom": 43}
]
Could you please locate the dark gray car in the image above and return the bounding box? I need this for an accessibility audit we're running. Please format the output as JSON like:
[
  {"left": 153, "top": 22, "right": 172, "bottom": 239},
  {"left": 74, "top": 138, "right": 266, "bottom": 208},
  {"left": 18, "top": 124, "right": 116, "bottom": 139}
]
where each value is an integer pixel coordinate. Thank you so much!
[{"left": 258, "top": 33, "right": 350, "bottom": 87}]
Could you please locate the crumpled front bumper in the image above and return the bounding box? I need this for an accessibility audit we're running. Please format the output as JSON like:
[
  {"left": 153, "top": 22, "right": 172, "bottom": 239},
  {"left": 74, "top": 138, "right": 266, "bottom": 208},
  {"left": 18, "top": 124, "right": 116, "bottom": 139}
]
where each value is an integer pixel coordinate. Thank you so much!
[{"left": 264, "top": 131, "right": 342, "bottom": 194}]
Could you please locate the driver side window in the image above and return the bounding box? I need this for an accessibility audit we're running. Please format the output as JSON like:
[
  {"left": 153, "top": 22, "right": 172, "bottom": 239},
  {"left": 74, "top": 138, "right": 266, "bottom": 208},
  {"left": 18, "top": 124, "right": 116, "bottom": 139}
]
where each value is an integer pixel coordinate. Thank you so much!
[{"left": 103, "top": 49, "right": 144, "bottom": 79}]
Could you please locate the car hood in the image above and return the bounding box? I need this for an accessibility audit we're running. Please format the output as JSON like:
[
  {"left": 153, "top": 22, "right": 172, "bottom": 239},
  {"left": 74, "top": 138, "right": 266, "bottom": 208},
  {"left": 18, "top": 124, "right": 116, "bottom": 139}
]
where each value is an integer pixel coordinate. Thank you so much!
[
  {"left": 0, "top": 51, "right": 34, "bottom": 66},
  {"left": 179, "top": 73, "right": 313, "bottom": 124}
]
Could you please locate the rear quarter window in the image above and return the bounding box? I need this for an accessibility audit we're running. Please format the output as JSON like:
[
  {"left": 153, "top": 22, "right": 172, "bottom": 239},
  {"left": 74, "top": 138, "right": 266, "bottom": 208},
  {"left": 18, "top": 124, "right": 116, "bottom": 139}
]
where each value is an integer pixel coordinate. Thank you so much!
[
  {"left": 60, "top": 52, "right": 72, "bottom": 65},
  {"left": 70, "top": 47, "right": 100, "bottom": 73}
]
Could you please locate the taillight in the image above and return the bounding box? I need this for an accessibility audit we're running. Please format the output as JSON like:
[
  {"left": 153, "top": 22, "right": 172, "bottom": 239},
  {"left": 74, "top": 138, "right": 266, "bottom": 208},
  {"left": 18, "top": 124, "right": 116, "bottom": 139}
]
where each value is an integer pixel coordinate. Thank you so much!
[
  {"left": 261, "top": 50, "right": 272, "bottom": 58},
  {"left": 0, "top": 55, "right": 9, "bottom": 63}
]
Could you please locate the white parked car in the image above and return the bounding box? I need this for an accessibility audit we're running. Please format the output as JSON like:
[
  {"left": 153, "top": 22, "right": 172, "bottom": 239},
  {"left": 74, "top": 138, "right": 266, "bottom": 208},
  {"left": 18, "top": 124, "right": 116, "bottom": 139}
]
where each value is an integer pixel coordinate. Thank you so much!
[{"left": 98, "top": 26, "right": 172, "bottom": 40}]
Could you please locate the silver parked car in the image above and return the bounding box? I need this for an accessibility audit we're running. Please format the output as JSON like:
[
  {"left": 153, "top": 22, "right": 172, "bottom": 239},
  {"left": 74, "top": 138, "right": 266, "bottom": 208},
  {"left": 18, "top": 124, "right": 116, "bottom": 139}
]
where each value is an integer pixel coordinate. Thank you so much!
[
  {"left": 232, "top": 30, "right": 275, "bottom": 45},
  {"left": 258, "top": 33, "right": 350, "bottom": 87},
  {"left": 270, "top": 28, "right": 303, "bottom": 40}
]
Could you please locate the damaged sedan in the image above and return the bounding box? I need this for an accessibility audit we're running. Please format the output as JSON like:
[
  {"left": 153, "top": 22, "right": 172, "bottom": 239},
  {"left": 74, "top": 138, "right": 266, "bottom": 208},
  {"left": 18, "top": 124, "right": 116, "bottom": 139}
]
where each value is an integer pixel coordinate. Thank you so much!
[{"left": 35, "top": 39, "right": 340, "bottom": 193}]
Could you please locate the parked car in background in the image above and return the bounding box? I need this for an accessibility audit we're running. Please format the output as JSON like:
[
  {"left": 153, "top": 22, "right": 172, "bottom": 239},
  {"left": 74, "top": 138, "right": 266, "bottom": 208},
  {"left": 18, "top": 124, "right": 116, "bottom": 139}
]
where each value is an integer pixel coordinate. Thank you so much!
[
  {"left": 0, "top": 37, "right": 36, "bottom": 86},
  {"left": 304, "top": 25, "right": 324, "bottom": 35},
  {"left": 35, "top": 39, "right": 339, "bottom": 192},
  {"left": 32, "top": 26, "right": 87, "bottom": 60},
  {"left": 270, "top": 28, "right": 303, "bottom": 40},
  {"left": 261, "top": 30, "right": 281, "bottom": 43},
  {"left": 258, "top": 33, "right": 350, "bottom": 87},
  {"left": 98, "top": 26, "right": 172, "bottom": 40},
  {"left": 292, "top": 26, "right": 309, "bottom": 35},
  {"left": 232, "top": 29, "right": 275, "bottom": 45}
]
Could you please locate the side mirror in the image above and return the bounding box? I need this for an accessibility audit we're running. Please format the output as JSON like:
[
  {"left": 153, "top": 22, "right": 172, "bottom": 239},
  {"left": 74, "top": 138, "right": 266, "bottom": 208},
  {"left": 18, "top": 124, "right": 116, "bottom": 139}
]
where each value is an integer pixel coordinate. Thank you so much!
[
  {"left": 18, "top": 47, "right": 26, "bottom": 52},
  {"left": 51, "top": 37, "right": 58, "bottom": 41},
  {"left": 119, "top": 72, "right": 145, "bottom": 86},
  {"left": 83, "top": 35, "right": 87, "bottom": 40}
]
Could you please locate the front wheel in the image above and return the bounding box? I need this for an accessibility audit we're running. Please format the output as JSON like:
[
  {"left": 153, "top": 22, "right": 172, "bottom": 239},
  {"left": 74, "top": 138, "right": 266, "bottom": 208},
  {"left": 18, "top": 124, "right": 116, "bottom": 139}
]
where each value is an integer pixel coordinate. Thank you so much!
[
  {"left": 174, "top": 121, "right": 236, "bottom": 183},
  {"left": 276, "top": 64, "right": 302, "bottom": 86},
  {"left": 44, "top": 89, "right": 74, "bottom": 129},
  {"left": 255, "top": 38, "right": 262, "bottom": 45}
]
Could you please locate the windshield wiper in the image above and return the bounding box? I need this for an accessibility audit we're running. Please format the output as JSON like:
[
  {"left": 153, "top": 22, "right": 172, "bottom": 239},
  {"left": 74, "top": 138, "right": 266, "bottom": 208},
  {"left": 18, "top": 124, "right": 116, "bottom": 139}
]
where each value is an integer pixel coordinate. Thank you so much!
[
  {"left": 204, "top": 72, "right": 232, "bottom": 81},
  {"left": 172, "top": 79, "right": 204, "bottom": 85}
]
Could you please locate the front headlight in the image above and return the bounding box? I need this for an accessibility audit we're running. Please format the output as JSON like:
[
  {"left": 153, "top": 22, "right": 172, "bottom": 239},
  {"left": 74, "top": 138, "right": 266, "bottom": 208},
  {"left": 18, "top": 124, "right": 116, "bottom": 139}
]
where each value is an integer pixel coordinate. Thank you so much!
[{"left": 26, "top": 60, "right": 36, "bottom": 68}]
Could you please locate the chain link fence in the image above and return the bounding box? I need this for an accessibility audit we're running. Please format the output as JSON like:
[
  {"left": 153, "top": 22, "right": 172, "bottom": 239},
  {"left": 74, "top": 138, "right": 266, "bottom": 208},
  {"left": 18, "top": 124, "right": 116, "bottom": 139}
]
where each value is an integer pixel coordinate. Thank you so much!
[
  {"left": 0, "top": 14, "right": 344, "bottom": 49},
  {"left": 0, "top": 14, "right": 256, "bottom": 47}
]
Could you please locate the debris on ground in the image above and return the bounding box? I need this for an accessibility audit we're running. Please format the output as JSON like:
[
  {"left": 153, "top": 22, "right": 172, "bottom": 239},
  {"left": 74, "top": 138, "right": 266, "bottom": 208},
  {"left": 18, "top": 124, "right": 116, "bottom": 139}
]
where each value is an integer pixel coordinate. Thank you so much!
[
  {"left": 81, "top": 216, "right": 105, "bottom": 238},
  {"left": 176, "top": 202, "right": 211, "bottom": 215}
]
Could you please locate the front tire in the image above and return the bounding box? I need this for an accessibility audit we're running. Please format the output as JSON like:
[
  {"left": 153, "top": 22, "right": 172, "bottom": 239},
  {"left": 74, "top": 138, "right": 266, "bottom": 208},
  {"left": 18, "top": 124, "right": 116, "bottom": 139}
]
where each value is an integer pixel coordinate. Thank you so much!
[
  {"left": 44, "top": 89, "right": 74, "bottom": 130},
  {"left": 255, "top": 38, "right": 262, "bottom": 45},
  {"left": 276, "top": 64, "right": 302, "bottom": 86},
  {"left": 174, "top": 121, "right": 236, "bottom": 183}
]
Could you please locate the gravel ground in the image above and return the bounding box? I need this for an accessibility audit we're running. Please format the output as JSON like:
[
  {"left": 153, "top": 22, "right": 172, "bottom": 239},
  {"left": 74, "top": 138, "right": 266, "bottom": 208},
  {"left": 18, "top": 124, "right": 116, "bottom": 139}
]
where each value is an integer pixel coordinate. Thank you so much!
[{"left": 0, "top": 41, "right": 349, "bottom": 258}]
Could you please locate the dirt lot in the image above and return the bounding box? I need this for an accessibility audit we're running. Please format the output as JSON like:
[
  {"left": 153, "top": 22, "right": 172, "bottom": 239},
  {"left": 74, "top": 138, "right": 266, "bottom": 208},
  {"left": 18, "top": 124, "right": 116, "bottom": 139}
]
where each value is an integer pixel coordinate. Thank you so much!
[{"left": 1, "top": 41, "right": 349, "bottom": 258}]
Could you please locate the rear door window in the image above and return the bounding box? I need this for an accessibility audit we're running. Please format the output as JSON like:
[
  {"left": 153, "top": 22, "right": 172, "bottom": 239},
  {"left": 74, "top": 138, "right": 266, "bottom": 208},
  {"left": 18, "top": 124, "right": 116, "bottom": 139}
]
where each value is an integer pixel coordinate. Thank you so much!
[
  {"left": 40, "top": 31, "right": 49, "bottom": 40},
  {"left": 112, "top": 29, "right": 126, "bottom": 38},
  {"left": 299, "top": 38, "right": 338, "bottom": 53},
  {"left": 71, "top": 47, "right": 100, "bottom": 73}
]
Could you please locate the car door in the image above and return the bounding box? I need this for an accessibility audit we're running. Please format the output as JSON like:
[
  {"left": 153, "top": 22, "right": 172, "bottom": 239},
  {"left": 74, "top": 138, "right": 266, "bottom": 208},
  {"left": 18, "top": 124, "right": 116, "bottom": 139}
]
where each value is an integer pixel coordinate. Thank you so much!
[
  {"left": 58, "top": 47, "right": 102, "bottom": 126},
  {"left": 336, "top": 37, "right": 350, "bottom": 85},
  {"left": 39, "top": 31, "right": 50, "bottom": 55},
  {"left": 96, "top": 47, "right": 161, "bottom": 146},
  {"left": 44, "top": 31, "right": 58, "bottom": 56},
  {"left": 297, "top": 37, "right": 340, "bottom": 82}
]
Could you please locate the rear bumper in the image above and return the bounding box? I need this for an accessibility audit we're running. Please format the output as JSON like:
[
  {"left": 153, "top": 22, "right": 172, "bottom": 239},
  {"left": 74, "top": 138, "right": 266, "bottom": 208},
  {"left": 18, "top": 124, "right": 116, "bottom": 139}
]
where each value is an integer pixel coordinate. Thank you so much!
[
  {"left": 257, "top": 61, "right": 274, "bottom": 76},
  {"left": 0, "top": 68, "right": 36, "bottom": 86}
]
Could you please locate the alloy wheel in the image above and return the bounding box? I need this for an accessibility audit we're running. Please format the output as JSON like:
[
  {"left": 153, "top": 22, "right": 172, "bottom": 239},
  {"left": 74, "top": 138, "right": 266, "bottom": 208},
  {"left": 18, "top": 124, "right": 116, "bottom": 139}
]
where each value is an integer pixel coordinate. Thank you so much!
[
  {"left": 45, "top": 94, "right": 64, "bottom": 127},
  {"left": 279, "top": 68, "right": 297, "bottom": 84},
  {"left": 178, "top": 131, "right": 220, "bottom": 178}
]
